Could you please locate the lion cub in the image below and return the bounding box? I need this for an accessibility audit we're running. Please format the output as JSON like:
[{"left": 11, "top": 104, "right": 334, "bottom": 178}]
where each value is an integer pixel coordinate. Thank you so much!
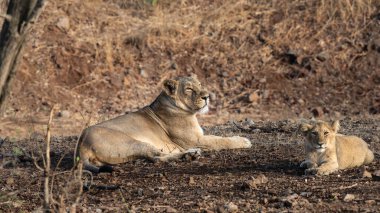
[{"left": 299, "top": 120, "right": 374, "bottom": 175}]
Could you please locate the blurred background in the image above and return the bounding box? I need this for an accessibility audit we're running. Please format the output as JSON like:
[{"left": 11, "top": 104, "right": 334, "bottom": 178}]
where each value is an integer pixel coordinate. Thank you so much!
[{"left": 1, "top": 0, "right": 379, "bottom": 138}]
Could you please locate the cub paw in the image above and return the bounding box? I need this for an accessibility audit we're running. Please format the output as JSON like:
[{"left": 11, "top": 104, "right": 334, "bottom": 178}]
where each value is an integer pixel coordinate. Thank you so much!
[
  {"left": 305, "top": 168, "right": 318, "bottom": 175},
  {"left": 300, "top": 160, "right": 317, "bottom": 169},
  {"left": 305, "top": 167, "right": 335, "bottom": 176}
]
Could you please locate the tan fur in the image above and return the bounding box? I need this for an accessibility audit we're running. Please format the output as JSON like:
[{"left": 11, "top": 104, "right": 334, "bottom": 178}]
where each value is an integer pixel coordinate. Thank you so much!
[
  {"left": 75, "top": 76, "right": 252, "bottom": 173},
  {"left": 299, "top": 119, "right": 374, "bottom": 175}
]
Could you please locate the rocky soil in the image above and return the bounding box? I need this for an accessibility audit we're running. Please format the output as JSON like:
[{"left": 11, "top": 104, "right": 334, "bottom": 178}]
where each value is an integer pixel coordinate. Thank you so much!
[{"left": 1, "top": 118, "right": 380, "bottom": 212}]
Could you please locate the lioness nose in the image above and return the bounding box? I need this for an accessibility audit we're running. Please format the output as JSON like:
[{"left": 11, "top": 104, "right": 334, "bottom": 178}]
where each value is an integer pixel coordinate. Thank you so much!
[{"left": 200, "top": 91, "right": 209, "bottom": 100}]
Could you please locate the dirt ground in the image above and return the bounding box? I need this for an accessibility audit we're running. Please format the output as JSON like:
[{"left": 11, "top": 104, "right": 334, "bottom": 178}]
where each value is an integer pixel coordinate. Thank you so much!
[
  {"left": 1, "top": 0, "right": 380, "bottom": 212},
  {"left": 1, "top": 118, "right": 380, "bottom": 212}
]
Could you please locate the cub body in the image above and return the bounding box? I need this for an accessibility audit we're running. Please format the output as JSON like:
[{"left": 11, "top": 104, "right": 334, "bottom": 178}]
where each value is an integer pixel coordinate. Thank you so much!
[{"left": 300, "top": 120, "right": 374, "bottom": 175}]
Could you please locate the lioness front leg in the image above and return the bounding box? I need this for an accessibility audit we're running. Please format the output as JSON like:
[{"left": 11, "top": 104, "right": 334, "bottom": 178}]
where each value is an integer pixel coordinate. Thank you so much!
[
  {"left": 197, "top": 135, "right": 252, "bottom": 150},
  {"left": 154, "top": 148, "right": 202, "bottom": 162}
]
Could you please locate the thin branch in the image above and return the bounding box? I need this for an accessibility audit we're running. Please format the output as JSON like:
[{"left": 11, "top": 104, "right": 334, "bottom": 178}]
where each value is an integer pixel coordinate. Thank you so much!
[
  {"left": 332, "top": 183, "right": 358, "bottom": 190},
  {"left": 31, "top": 151, "right": 44, "bottom": 172},
  {"left": 0, "top": 14, "right": 11, "bottom": 21},
  {"left": 43, "top": 105, "right": 56, "bottom": 211}
]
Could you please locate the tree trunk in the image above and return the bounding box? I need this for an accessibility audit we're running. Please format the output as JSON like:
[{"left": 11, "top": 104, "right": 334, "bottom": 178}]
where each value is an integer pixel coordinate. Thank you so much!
[{"left": 0, "top": 0, "right": 46, "bottom": 114}]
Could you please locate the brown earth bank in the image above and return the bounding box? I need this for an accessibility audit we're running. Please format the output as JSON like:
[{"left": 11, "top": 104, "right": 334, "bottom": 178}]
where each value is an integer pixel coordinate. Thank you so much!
[
  {"left": 1, "top": 0, "right": 380, "bottom": 138},
  {"left": 1, "top": 118, "right": 380, "bottom": 212}
]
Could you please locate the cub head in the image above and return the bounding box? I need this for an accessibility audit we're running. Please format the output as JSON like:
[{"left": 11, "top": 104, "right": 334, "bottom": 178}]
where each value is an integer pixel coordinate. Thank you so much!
[
  {"left": 299, "top": 120, "right": 340, "bottom": 152},
  {"left": 162, "top": 75, "right": 209, "bottom": 114}
]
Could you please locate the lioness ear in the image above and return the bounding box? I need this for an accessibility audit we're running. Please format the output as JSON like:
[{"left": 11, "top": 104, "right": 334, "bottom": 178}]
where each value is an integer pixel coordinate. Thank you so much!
[
  {"left": 190, "top": 73, "right": 198, "bottom": 80},
  {"left": 163, "top": 79, "right": 178, "bottom": 96},
  {"left": 331, "top": 120, "right": 340, "bottom": 133}
]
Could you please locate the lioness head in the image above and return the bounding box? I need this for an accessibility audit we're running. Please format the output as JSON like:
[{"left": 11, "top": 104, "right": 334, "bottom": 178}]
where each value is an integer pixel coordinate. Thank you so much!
[
  {"left": 300, "top": 120, "right": 340, "bottom": 152},
  {"left": 162, "top": 76, "right": 209, "bottom": 114}
]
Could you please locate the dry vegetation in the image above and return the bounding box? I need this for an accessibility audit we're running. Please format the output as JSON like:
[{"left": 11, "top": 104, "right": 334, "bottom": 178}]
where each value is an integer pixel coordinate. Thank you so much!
[{"left": 0, "top": 0, "right": 379, "bottom": 137}]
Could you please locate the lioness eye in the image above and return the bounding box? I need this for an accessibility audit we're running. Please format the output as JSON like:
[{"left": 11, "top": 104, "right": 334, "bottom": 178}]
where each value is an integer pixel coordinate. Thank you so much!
[
  {"left": 311, "top": 131, "right": 317, "bottom": 136},
  {"left": 324, "top": 131, "right": 329, "bottom": 136}
]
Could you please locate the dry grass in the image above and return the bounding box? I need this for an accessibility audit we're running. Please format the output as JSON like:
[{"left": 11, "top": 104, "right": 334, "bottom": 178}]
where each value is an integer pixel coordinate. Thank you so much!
[{"left": 1, "top": 0, "right": 379, "bottom": 137}]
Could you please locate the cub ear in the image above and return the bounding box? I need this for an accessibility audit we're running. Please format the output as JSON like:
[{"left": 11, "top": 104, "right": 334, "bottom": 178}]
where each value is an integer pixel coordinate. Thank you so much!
[
  {"left": 163, "top": 79, "right": 178, "bottom": 96},
  {"left": 299, "top": 123, "right": 312, "bottom": 134},
  {"left": 331, "top": 120, "right": 340, "bottom": 132}
]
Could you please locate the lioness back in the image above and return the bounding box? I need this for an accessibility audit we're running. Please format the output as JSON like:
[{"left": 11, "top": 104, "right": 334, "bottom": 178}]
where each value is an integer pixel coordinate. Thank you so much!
[{"left": 336, "top": 135, "right": 374, "bottom": 169}]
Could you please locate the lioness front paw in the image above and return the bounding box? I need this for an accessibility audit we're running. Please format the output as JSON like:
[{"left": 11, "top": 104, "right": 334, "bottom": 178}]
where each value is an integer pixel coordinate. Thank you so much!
[
  {"left": 230, "top": 136, "right": 252, "bottom": 148},
  {"left": 182, "top": 148, "right": 202, "bottom": 161}
]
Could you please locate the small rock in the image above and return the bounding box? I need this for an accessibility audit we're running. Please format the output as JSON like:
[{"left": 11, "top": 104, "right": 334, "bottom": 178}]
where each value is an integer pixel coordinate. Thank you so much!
[
  {"left": 137, "top": 188, "right": 144, "bottom": 196},
  {"left": 165, "top": 206, "right": 177, "bottom": 213},
  {"left": 170, "top": 62, "right": 177, "bottom": 70},
  {"left": 285, "top": 193, "right": 298, "bottom": 200},
  {"left": 298, "top": 98, "right": 305, "bottom": 105},
  {"left": 241, "top": 118, "right": 255, "bottom": 127},
  {"left": 139, "top": 69, "right": 148, "bottom": 78},
  {"left": 6, "top": 177, "right": 15, "bottom": 185},
  {"left": 223, "top": 202, "right": 238, "bottom": 213},
  {"left": 300, "top": 192, "right": 312, "bottom": 197},
  {"left": 56, "top": 17, "right": 70, "bottom": 31},
  {"left": 252, "top": 174, "right": 268, "bottom": 185},
  {"left": 95, "top": 208, "right": 102, "bottom": 213},
  {"left": 331, "top": 192, "right": 340, "bottom": 200},
  {"left": 372, "top": 170, "right": 380, "bottom": 181},
  {"left": 57, "top": 110, "right": 70, "bottom": 118},
  {"left": 262, "top": 198, "right": 268, "bottom": 204},
  {"left": 244, "top": 174, "right": 268, "bottom": 189},
  {"left": 361, "top": 167, "right": 372, "bottom": 178},
  {"left": 343, "top": 194, "right": 355, "bottom": 202},
  {"left": 248, "top": 91, "right": 260, "bottom": 103},
  {"left": 365, "top": 200, "right": 376, "bottom": 205},
  {"left": 209, "top": 92, "right": 217, "bottom": 101},
  {"left": 189, "top": 176, "right": 195, "bottom": 185},
  {"left": 315, "top": 51, "right": 330, "bottom": 62},
  {"left": 371, "top": 136, "right": 380, "bottom": 143}
]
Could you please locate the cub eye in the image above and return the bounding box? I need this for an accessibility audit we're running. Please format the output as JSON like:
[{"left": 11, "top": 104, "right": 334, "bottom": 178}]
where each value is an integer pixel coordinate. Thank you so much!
[
  {"left": 324, "top": 131, "right": 329, "bottom": 136},
  {"left": 311, "top": 131, "right": 318, "bottom": 136}
]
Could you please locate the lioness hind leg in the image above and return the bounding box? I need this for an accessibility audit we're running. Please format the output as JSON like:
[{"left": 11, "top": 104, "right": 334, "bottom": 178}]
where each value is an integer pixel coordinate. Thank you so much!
[{"left": 82, "top": 159, "right": 111, "bottom": 174}]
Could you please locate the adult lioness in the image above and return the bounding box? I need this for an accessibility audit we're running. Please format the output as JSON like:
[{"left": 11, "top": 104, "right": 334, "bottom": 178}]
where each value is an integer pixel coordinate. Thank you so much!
[
  {"left": 75, "top": 76, "right": 252, "bottom": 173},
  {"left": 299, "top": 119, "right": 374, "bottom": 175}
]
